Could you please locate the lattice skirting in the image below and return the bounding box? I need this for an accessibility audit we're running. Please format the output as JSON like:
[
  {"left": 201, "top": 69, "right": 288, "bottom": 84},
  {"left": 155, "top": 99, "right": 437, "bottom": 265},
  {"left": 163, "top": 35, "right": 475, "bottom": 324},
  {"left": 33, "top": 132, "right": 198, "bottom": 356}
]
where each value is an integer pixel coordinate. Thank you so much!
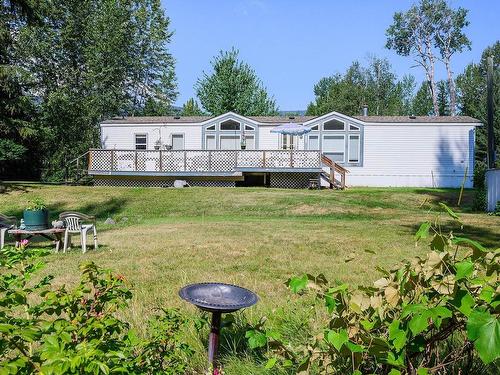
[
  {"left": 269, "top": 172, "right": 320, "bottom": 189},
  {"left": 93, "top": 177, "right": 236, "bottom": 188}
]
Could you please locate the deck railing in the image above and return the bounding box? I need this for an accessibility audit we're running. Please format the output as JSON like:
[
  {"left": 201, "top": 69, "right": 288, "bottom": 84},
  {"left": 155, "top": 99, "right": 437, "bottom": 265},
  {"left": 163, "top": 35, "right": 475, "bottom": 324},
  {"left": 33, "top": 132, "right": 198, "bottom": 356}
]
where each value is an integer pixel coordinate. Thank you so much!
[{"left": 87, "top": 149, "right": 322, "bottom": 173}]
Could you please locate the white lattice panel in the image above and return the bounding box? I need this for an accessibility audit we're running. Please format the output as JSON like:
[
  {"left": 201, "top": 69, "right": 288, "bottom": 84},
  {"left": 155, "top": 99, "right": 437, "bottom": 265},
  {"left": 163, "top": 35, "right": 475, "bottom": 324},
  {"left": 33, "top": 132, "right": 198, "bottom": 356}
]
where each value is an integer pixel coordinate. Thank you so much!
[
  {"left": 265, "top": 151, "right": 291, "bottom": 168},
  {"left": 210, "top": 151, "right": 236, "bottom": 171},
  {"left": 185, "top": 151, "right": 210, "bottom": 171},
  {"left": 161, "top": 151, "right": 185, "bottom": 171},
  {"left": 292, "top": 152, "right": 320, "bottom": 168},
  {"left": 89, "top": 150, "right": 112, "bottom": 171},
  {"left": 237, "top": 151, "right": 263, "bottom": 168}
]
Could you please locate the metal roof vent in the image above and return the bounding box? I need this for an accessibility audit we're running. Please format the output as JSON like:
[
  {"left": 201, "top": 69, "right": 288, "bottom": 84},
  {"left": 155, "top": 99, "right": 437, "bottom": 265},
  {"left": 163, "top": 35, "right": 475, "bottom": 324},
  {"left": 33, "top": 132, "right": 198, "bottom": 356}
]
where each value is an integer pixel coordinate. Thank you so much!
[
  {"left": 409, "top": 115, "right": 417, "bottom": 119},
  {"left": 173, "top": 116, "right": 181, "bottom": 119},
  {"left": 362, "top": 105, "right": 368, "bottom": 116}
]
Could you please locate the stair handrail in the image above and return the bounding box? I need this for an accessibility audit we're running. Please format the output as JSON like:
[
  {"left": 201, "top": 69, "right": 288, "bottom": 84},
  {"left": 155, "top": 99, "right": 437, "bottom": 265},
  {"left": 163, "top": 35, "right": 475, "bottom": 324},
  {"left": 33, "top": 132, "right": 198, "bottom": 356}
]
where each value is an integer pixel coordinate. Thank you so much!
[{"left": 64, "top": 151, "right": 91, "bottom": 183}]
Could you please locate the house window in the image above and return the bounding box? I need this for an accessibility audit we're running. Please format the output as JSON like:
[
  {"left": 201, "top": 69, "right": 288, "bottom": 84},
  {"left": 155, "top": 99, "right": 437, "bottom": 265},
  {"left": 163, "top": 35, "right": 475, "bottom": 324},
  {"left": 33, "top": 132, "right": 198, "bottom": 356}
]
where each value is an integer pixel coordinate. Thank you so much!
[
  {"left": 206, "top": 124, "right": 216, "bottom": 131},
  {"left": 220, "top": 119, "right": 240, "bottom": 131},
  {"left": 135, "top": 134, "right": 147, "bottom": 150},
  {"left": 349, "top": 124, "right": 360, "bottom": 131},
  {"left": 282, "top": 134, "right": 295, "bottom": 149},
  {"left": 310, "top": 124, "right": 319, "bottom": 131},
  {"left": 348, "top": 135, "right": 360, "bottom": 163},
  {"left": 206, "top": 135, "right": 216, "bottom": 150},
  {"left": 171, "top": 134, "right": 184, "bottom": 150},
  {"left": 245, "top": 124, "right": 255, "bottom": 131},
  {"left": 308, "top": 135, "right": 319, "bottom": 150},
  {"left": 323, "top": 119, "right": 345, "bottom": 131},
  {"left": 220, "top": 135, "right": 240, "bottom": 150},
  {"left": 323, "top": 135, "right": 345, "bottom": 162}
]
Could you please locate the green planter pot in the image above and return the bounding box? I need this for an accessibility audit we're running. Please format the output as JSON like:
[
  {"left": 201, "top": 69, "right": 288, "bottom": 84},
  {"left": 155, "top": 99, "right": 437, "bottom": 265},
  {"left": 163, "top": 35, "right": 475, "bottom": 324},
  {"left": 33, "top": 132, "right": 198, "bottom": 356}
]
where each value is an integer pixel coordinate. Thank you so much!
[{"left": 23, "top": 209, "right": 49, "bottom": 230}]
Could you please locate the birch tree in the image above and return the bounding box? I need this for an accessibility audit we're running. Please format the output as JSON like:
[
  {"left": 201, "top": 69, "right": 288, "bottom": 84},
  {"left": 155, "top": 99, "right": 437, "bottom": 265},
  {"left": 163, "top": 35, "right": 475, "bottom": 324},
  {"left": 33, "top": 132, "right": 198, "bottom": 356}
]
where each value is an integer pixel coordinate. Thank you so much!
[
  {"left": 433, "top": 1, "right": 471, "bottom": 115},
  {"left": 386, "top": 0, "right": 440, "bottom": 115}
]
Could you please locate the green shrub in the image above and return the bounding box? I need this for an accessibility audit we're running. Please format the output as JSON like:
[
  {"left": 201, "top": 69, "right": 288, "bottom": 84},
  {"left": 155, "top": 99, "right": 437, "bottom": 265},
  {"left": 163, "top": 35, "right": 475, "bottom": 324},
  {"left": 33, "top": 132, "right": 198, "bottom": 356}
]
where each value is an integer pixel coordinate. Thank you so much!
[
  {"left": 247, "top": 204, "right": 499, "bottom": 374},
  {"left": 0, "top": 245, "right": 194, "bottom": 374}
]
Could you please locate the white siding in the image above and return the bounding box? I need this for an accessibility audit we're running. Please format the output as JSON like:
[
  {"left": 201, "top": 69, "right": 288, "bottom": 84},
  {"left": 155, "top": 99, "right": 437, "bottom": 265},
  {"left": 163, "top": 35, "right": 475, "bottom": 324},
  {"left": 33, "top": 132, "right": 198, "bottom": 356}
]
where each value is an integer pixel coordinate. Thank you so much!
[
  {"left": 259, "top": 125, "right": 280, "bottom": 149},
  {"left": 347, "top": 125, "right": 475, "bottom": 188},
  {"left": 486, "top": 169, "right": 500, "bottom": 211},
  {"left": 101, "top": 124, "right": 202, "bottom": 149}
]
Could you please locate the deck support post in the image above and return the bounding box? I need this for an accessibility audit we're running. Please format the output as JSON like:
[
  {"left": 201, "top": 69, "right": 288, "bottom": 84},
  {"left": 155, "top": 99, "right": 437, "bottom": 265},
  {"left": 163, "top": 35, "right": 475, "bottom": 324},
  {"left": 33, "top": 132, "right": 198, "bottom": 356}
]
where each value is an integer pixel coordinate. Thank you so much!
[
  {"left": 263, "top": 151, "right": 266, "bottom": 168},
  {"left": 290, "top": 150, "right": 293, "bottom": 167},
  {"left": 134, "top": 152, "right": 138, "bottom": 171},
  {"left": 183, "top": 151, "right": 187, "bottom": 171},
  {"left": 110, "top": 150, "right": 115, "bottom": 171},
  {"left": 159, "top": 150, "right": 162, "bottom": 172}
]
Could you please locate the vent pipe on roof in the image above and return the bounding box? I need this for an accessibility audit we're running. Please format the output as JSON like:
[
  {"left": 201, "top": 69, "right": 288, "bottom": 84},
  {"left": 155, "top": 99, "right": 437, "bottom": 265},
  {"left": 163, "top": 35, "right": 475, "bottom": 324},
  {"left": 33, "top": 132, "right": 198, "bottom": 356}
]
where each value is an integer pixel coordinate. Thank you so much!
[{"left": 362, "top": 105, "right": 368, "bottom": 116}]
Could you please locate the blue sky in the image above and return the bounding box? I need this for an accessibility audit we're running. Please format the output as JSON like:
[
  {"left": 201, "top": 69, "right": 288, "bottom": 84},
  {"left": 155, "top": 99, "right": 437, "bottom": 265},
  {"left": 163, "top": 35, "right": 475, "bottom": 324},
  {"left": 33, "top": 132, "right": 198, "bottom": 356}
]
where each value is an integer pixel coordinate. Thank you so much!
[{"left": 164, "top": 0, "right": 499, "bottom": 110}]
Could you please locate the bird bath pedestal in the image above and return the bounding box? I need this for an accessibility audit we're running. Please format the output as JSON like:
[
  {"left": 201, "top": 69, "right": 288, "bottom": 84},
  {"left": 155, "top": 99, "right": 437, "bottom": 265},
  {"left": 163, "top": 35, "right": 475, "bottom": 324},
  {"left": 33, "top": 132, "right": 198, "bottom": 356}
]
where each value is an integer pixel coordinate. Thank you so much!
[{"left": 179, "top": 282, "right": 258, "bottom": 374}]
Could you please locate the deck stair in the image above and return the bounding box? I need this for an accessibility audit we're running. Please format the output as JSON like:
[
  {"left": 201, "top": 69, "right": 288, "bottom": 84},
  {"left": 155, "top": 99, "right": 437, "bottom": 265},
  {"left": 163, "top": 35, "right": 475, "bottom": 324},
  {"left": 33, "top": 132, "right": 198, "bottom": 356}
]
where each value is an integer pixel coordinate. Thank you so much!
[
  {"left": 320, "top": 154, "right": 349, "bottom": 189},
  {"left": 65, "top": 151, "right": 92, "bottom": 185}
]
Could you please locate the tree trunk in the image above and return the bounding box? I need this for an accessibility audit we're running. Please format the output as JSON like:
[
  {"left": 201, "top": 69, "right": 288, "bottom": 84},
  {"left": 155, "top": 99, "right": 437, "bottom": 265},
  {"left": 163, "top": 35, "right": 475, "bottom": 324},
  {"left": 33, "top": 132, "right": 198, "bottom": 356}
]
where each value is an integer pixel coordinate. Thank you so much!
[
  {"left": 428, "top": 56, "right": 440, "bottom": 116},
  {"left": 445, "top": 59, "right": 456, "bottom": 116}
]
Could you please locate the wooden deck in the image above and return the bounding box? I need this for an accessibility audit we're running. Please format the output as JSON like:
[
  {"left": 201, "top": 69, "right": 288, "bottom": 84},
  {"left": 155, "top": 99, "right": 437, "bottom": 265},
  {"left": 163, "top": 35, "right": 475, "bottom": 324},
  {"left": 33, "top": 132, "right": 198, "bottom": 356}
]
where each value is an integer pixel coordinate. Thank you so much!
[
  {"left": 87, "top": 149, "right": 323, "bottom": 174},
  {"left": 67, "top": 149, "right": 348, "bottom": 189}
]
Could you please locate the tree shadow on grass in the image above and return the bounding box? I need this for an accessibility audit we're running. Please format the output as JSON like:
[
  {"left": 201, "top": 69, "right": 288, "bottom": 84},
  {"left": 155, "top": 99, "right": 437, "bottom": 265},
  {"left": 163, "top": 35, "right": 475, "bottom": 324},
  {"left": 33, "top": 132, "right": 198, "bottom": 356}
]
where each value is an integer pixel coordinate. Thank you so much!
[
  {"left": 403, "top": 221, "right": 500, "bottom": 249},
  {"left": 413, "top": 188, "right": 476, "bottom": 212},
  {"left": 2, "top": 197, "right": 128, "bottom": 223}
]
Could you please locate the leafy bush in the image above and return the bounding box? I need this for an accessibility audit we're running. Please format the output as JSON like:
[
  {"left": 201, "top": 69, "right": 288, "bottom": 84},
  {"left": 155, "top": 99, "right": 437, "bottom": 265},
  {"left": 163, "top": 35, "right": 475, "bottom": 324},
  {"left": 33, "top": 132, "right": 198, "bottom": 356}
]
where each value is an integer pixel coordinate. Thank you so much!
[
  {"left": 247, "top": 204, "right": 499, "bottom": 374},
  {"left": 0, "top": 245, "right": 194, "bottom": 374}
]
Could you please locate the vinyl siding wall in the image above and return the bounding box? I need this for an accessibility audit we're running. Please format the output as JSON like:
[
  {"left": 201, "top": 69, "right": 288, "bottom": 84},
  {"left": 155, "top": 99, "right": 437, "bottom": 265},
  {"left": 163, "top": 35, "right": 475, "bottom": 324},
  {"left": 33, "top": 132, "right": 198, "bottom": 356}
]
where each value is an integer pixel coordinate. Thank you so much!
[
  {"left": 346, "top": 124, "right": 475, "bottom": 188},
  {"left": 101, "top": 124, "right": 202, "bottom": 149}
]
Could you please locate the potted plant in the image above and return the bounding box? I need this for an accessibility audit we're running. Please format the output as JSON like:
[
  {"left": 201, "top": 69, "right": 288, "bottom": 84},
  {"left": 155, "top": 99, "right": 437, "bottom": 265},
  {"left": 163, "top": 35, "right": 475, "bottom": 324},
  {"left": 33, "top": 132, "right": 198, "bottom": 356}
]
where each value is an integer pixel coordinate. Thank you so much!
[{"left": 23, "top": 196, "right": 49, "bottom": 230}]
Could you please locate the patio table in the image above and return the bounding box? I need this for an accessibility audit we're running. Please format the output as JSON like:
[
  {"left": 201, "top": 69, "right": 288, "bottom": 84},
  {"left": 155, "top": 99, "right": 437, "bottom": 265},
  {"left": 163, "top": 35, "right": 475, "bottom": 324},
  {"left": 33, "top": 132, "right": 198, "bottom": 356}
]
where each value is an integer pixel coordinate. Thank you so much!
[{"left": 8, "top": 228, "right": 65, "bottom": 252}]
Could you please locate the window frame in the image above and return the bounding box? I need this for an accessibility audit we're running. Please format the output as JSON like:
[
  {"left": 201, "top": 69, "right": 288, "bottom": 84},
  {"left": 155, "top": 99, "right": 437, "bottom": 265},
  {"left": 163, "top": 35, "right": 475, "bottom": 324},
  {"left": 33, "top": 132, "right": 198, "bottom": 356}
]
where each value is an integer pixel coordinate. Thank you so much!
[
  {"left": 322, "top": 134, "right": 345, "bottom": 163},
  {"left": 219, "top": 134, "right": 241, "bottom": 150},
  {"left": 205, "top": 134, "right": 216, "bottom": 150},
  {"left": 134, "top": 133, "right": 148, "bottom": 150},
  {"left": 170, "top": 133, "right": 185, "bottom": 150},
  {"left": 323, "top": 119, "right": 345, "bottom": 131},
  {"left": 348, "top": 134, "right": 360, "bottom": 163},
  {"left": 220, "top": 119, "right": 241, "bottom": 131}
]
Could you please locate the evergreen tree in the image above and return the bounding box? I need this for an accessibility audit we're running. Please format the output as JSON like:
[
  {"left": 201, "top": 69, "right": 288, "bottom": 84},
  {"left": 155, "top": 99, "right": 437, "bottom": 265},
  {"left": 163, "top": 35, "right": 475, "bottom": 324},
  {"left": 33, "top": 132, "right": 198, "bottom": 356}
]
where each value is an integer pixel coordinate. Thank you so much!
[
  {"left": 436, "top": 80, "right": 450, "bottom": 116},
  {"left": 195, "top": 49, "right": 278, "bottom": 116},
  {"left": 12, "top": 0, "right": 177, "bottom": 179},
  {"left": 412, "top": 82, "right": 434, "bottom": 116},
  {"left": 181, "top": 98, "right": 204, "bottom": 116},
  {"left": 456, "top": 41, "right": 500, "bottom": 166}
]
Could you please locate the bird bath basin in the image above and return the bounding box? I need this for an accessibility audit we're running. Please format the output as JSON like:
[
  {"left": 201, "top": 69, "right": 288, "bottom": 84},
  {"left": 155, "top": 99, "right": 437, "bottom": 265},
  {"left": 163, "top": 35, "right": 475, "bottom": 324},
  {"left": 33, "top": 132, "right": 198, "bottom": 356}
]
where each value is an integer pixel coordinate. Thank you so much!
[{"left": 179, "top": 283, "right": 258, "bottom": 373}]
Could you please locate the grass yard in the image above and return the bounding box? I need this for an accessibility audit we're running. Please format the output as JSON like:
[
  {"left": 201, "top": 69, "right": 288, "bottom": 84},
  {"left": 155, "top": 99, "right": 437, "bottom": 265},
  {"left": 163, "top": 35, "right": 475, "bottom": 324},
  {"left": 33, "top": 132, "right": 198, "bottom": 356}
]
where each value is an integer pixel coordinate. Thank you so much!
[{"left": 1, "top": 184, "right": 498, "bottom": 372}]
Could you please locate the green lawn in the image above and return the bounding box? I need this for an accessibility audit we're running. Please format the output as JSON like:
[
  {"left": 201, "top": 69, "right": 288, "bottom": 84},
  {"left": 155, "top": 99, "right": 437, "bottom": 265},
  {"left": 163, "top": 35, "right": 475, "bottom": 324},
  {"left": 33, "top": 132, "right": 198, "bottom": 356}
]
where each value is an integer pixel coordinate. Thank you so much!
[{"left": 1, "top": 184, "right": 498, "bottom": 372}]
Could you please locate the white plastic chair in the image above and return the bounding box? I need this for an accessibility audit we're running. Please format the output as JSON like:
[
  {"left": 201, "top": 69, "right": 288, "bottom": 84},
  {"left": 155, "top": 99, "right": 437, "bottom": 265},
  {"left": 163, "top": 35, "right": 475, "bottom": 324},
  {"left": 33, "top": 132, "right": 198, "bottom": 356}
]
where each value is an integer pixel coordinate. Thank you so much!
[
  {"left": 59, "top": 212, "right": 98, "bottom": 253},
  {"left": 0, "top": 214, "right": 17, "bottom": 249}
]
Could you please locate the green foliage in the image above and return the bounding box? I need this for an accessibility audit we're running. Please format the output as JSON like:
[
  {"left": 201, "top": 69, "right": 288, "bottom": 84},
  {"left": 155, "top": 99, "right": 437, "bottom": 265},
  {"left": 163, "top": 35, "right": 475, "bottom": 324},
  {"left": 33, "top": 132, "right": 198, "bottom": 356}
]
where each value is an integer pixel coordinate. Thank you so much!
[
  {"left": 7, "top": 0, "right": 177, "bottom": 180},
  {"left": 248, "top": 204, "right": 499, "bottom": 373},
  {"left": 0, "top": 244, "right": 193, "bottom": 374},
  {"left": 306, "top": 57, "right": 415, "bottom": 116},
  {"left": 195, "top": 48, "right": 278, "bottom": 116},
  {"left": 386, "top": 0, "right": 471, "bottom": 116},
  {"left": 25, "top": 196, "right": 46, "bottom": 211},
  {"left": 456, "top": 41, "right": 500, "bottom": 166},
  {"left": 411, "top": 82, "right": 434, "bottom": 116},
  {"left": 181, "top": 97, "right": 205, "bottom": 116}
]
